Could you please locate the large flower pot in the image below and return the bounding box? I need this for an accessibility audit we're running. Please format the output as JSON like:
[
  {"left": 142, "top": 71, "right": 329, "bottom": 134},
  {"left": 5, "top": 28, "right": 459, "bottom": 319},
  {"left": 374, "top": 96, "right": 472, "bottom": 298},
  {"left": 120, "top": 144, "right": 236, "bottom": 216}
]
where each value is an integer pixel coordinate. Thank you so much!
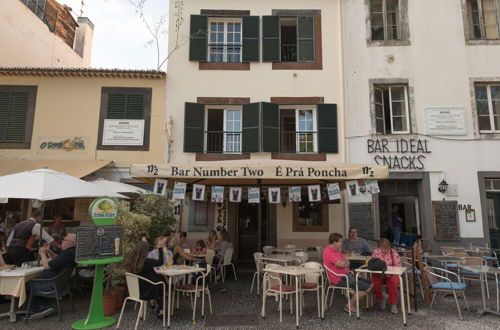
[
  {"left": 113, "top": 286, "right": 127, "bottom": 311},
  {"left": 103, "top": 293, "right": 117, "bottom": 316}
]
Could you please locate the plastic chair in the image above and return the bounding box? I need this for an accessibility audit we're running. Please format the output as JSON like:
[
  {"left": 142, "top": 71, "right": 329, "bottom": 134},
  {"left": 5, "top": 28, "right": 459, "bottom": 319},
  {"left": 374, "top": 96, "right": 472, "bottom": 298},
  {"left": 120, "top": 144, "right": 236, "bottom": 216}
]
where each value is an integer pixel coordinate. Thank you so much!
[
  {"left": 205, "top": 249, "right": 217, "bottom": 284},
  {"left": 25, "top": 266, "right": 75, "bottom": 323},
  {"left": 220, "top": 248, "right": 237, "bottom": 283},
  {"left": 250, "top": 252, "right": 265, "bottom": 294},
  {"left": 323, "top": 264, "right": 353, "bottom": 316},
  {"left": 262, "top": 245, "right": 274, "bottom": 255},
  {"left": 300, "top": 262, "right": 324, "bottom": 318},
  {"left": 424, "top": 266, "right": 469, "bottom": 320},
  {"left": 175, "top": 264, "right": 212, "bottom": 322},
  {"left": 294, "top": 251, "right": 309, "bottom": 265},
  {"left": 458, "top": 256, "right": 489, "bottom": 298},
  {"left": 261, "top": 267, "right": 299, "bottom": 323},
  {"left": 117, "top": 273, "right": 166, "bottom": 330}
]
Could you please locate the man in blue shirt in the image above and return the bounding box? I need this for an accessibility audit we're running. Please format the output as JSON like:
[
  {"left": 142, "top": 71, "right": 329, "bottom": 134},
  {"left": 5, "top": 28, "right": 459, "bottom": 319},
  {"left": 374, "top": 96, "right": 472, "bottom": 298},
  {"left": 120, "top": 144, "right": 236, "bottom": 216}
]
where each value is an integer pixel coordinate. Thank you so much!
[{"left": 342, "top": 227, "right": 372, "bottom": 255}]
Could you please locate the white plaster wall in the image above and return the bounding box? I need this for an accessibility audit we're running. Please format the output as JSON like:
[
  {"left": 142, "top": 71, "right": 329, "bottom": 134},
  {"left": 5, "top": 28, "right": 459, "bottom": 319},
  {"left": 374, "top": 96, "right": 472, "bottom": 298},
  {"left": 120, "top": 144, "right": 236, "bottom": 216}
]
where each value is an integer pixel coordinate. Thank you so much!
[
  {"left": 0, "top": 0, "right": 90, "bottom": 67},
  {"left": 343, "top": 0, "right": 500, "bottom": 238},
  {"left": 166, "top": 0, "right": 345, "bottom": 164}
]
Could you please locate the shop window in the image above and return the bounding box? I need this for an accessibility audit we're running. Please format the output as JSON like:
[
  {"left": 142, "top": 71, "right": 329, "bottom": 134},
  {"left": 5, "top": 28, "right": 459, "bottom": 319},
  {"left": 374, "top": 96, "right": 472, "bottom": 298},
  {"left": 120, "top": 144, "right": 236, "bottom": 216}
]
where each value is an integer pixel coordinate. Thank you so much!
[
  {"left": 97, "top": 87, "right": 151, "bottom": 151},
  {"left": 0, "top": 85, "right": 37, "bottom": 149},
  {"left": 205, "top": 107, "right": 242, "bottom": 153},
  {"left": 280, "top": 107, "right": 317, "bottom": 153},
  {"left": 188, "top": 200, "right": 214, "bottom": 232},
  {"left": 475, "top": 83, "right": 500, "bottom": 132},
  {"left": 293, "top": 192, "right": 329, "bottom": 232},
  {"left": 466, "top": 0, "right": 500, "bottom": 40},
  {"left": 373, "top": 84, "right": 410, "bottom": 134}
]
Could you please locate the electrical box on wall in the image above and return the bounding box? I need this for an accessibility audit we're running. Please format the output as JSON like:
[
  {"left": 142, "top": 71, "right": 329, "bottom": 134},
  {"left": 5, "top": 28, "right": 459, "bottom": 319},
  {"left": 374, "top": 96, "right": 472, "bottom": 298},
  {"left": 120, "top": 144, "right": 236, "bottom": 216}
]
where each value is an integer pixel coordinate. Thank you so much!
[{"left": 445, "top": 184, "right": 458, "bottom": 197}]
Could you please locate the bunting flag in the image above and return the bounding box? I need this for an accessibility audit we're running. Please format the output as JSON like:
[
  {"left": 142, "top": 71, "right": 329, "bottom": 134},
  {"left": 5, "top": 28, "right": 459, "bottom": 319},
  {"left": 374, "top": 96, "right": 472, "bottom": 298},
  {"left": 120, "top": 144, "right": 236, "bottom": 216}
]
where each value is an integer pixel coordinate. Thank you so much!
[
  {"left": 192, "top": 184, "right": 206, "bottom": 201},
  {"left": 288, "top": 186, "right": 301, "bottom": 202},
  {"left": 308, "top": 185, "right": 321, "bottom": 202},
  {"left": 346, "top": 180, "right": 359, "bottom": 197},
  {"left": 172, "top": 181, "right": 187, "bottom": 200},
  {"left": 327, "top": 183, "right": 341, "bottom": 201},
  {"left": 268, "top": 187, "right": 281, "bottom": 204},
  {"left": 248, "top": 187, "right": 260, "bottom": 203},
  {"left": 211, "top": 186, "right": 224, "bottom": 203},
  {"left": 365, "top": 179, "right": 380, "bottom": 194},
  {"left": 229, "top": 187, "right": 242, "bottom": 202},
  {"left": 153, "top": 179, "right": 167, "bottom": 195}
]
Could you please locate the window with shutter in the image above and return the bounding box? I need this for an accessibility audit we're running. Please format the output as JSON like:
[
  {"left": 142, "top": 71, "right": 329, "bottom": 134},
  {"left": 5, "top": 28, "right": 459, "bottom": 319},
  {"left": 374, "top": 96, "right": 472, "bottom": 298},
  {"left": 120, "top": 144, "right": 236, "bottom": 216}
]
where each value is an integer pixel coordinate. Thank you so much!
[
  {"left": 317, "top": 103, "right": 338, "bottom": 153},
  {"left": 0, "top": 86, "right": 37, "bottom": 149},
  {"left": 98, "top": 87, "right": 151, "bottom": 150}
]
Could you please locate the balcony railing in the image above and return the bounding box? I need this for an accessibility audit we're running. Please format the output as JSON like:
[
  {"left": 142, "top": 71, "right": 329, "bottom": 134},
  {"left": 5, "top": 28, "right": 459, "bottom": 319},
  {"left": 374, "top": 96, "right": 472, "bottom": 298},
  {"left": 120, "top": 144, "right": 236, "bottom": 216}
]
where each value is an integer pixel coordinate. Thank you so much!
[
  {"left": 208, "top": 44, "right": 242, "bottom": 63},
  {"left": 280, "top": 131, "right": 317, "bottom": 153},
  {"left": 281, "top": 44, "right": 297, "bottom": 62},
  {"left": 205, "top": 131, "right": 242, "bottom": 153}
]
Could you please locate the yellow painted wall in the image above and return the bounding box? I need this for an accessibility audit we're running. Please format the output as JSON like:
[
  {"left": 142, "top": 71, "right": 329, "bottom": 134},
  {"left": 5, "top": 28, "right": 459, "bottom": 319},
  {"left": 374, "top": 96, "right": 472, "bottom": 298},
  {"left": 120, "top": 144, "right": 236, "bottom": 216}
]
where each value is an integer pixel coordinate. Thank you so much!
[{"left": 0, "top": 75, "right": 166, "bottom": 167}]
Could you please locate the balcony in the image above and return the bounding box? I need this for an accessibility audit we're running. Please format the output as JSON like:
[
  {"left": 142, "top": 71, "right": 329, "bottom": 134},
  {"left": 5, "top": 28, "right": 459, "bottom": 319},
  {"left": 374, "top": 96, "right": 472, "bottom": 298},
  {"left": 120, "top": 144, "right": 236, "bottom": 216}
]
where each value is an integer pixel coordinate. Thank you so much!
[
  {"left": 281, "top": 44, "right": 297, "bottom": 62},
  {"left": 280, "top": 131, "right": 317, "bottom": 153},
  {"left": 205, "top": 131, "right": 242, "bottom": 154}
]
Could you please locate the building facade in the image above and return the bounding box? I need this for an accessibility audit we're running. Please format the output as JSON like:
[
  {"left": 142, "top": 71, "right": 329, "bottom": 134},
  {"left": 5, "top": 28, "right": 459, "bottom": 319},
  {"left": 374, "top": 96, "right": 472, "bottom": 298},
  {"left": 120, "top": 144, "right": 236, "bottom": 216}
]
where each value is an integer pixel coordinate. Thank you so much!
[
  {"left": 0, "top": 0, "right": 93, "bottom": 67},
  {"left": 344, "top": 0, "right": 500, "bottom": 251}
]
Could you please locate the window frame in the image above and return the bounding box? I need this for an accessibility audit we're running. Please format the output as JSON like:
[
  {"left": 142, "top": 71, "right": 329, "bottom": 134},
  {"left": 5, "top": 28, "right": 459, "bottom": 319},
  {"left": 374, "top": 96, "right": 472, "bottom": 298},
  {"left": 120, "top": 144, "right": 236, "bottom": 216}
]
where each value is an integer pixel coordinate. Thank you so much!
[
  {"left": 373, "top": 84, "right": 411, "bottom": 134},
  {"left": 97, "top": 87, "right": 152, "bottom": 151},
  {"left": 204, "top": 105, "right": 243, "bottom": 154},
  {"left": 467, "top": 0, "right": 500, "bottom": 40},
  {"left": 292, "top": 192, "right": 329, "bottom": 232},
  {"left": 0, "top": 85, "right": 37, "bottom": 149},
  {"left": 366, "top": 0, "right": 410, "bottom": 46},
  {"left": 279, "top": 105, "right": 318, "bottom": 154},
  {"left": 207, "top": 17, "right": 243, "bottom": 63},
  {"left": 475, "top": 83, "right": 500, "bottom": 133}
]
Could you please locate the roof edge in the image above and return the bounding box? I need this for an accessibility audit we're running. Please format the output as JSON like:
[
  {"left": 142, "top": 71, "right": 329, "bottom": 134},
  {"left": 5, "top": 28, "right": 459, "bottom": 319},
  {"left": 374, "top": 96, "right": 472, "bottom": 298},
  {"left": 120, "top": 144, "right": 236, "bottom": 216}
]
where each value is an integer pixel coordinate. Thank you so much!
[{"left": 0, "top": 67, "right": 166, "bottom": 79}]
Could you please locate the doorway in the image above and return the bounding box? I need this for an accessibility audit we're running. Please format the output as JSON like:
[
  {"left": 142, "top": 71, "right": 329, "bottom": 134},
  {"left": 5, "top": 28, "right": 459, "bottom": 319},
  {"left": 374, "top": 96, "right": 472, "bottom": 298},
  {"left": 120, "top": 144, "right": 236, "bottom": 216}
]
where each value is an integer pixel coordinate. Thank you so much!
[
  {"left": 486, "top": 192, "right": 500, "bottom": 249},
  {"left": 237, "top": 200, "right": 268, "bottom": 265}
]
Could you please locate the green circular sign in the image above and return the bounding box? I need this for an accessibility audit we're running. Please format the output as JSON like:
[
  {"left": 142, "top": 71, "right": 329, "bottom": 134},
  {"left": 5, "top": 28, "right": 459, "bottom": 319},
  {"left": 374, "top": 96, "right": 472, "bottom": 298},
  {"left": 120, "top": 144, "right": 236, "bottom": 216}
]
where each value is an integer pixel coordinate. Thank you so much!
[{"left": 89, "top": 197, "right": 118, "bottom": 226}]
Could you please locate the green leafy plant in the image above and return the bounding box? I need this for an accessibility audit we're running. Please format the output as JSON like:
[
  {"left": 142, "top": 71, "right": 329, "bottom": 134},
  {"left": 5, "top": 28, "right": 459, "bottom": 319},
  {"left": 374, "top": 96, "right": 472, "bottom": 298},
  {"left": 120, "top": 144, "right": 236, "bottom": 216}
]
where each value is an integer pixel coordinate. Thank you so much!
[{"left": 132, "top": 193, "right": 176, "bottom": 243}]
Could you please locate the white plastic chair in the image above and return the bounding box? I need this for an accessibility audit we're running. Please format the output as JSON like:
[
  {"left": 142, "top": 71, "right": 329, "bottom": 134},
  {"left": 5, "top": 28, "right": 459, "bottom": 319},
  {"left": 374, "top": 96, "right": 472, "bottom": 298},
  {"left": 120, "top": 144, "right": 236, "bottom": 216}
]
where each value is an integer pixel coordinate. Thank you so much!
[
  {"left": 175, "top": 264, "right": 212, "bottom": 323},
  {"left": 117, "top": 273, "right": 166, "bottom": 330},
  {"left": 250, "top": 252, "right": 265, "bottom": 294},
  {"left": 294, "top": 251, "right": 309, "bottom": 265},
  {"left": 261, "top": 266, "right": 299, "bottom": 323},
  {"left": 323, "top": 264, "right": 353, "bottom": 316},
  {"left": 205, "top": 249, "right": 217, "bottom": 283},
  {"left": 263, "top": 245, "right": 274, "bottom": 254},
  {"left": 220, "top": 248, "right": 237, "bottom": 283},
  {"left": 300, "top": 262, "right": 324, "bottom": 318}
]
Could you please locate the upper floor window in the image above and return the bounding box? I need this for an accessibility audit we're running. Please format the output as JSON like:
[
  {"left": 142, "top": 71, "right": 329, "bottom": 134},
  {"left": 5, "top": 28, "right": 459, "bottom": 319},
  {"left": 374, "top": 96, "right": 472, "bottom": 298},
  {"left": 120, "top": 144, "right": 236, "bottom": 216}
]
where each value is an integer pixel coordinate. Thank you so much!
[
  {"left": 278, "top": 16, "right": 315, "bottom": 62},
  {"left": 0, "top": 85, "right": 37, "bottom": 149},
  {"left": 280, "top": 107, "right": 318, "bottom": 153},
  {"left": 367, "top": 0, "right": 409, "bottom": 45},
  {"left": 208, "top": 19, "right": 242, "bottom": 63},
  {"left": 205, "top": 107, "right": 242, "bottom": 153},
  {"left": 97, "top": 87, "right": 152, "bottom": 150},
  {"left": 466, "top": 0, "right": 500, "bottom": 40},
  {"left": 475, "top": 83, "right": 500, "bottom": 132},
  {"left": 374, "top": 84, "right": 410, "bottom": 134}
]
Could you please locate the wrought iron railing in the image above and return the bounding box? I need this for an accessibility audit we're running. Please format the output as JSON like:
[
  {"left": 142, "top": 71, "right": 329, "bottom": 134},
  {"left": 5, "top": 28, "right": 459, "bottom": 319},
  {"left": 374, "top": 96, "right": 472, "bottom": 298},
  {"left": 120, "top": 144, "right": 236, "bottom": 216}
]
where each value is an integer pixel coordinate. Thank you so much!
[
  {"left": 205, "top": 131, "right": 242, "bottom": 153},
  {"left": 281, "top": 44, "right": 297, "bottom": 62},
  {"left": 208, "top": 44, "right": 242, "bottom": 63},
  {"left": 280, "top": 131, "right": 317, "bottom": 153}
]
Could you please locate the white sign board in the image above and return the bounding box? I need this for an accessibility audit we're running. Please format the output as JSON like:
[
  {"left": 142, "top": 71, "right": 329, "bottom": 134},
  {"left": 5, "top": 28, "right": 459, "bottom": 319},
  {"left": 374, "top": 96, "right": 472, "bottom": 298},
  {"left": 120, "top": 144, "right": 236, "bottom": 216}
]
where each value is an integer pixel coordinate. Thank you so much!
[
  {"left": 424, "top": 108, "right": 467, "bottom": 136},
  {"left": 102, "top": 119, "right": 145, "bottom": 145}
]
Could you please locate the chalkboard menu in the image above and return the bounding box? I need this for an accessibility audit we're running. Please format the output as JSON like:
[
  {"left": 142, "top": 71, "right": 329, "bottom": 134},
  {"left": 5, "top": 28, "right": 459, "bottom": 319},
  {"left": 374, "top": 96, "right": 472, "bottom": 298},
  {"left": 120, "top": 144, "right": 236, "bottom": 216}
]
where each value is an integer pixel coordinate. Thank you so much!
[
  {"left": 76, "top": 225, "right": 123, "bottom": 261},
  {"left": 348, "top": 203, "right": 374, "bottom": 239},
  {"left": 432, "top": 201, "right": 460, "bottom": 241}
]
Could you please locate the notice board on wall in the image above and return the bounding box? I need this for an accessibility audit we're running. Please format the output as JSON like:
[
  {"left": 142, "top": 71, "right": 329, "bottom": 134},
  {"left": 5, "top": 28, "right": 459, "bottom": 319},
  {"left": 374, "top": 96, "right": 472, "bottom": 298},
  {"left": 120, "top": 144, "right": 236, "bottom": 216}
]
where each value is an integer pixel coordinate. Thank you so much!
[
  {"left": 76, "top": 225, "right": 123, "bottom": 261},
  {"left": 348, "top": 203, "right": 374, "bottom": 239},
  {"left": 432, "top": 201, "right": 460, "bottom": 241}
]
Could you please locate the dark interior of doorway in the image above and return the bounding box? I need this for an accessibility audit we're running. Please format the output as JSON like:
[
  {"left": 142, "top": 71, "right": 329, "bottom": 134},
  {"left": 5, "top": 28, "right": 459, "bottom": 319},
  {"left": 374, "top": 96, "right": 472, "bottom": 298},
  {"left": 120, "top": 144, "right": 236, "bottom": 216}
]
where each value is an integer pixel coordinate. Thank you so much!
[
  {"left": 237, "top": 200, "right": 268, "bottom": 267},
  {"left": 486, "top": 192, "right": 500, "bottom": 250}
]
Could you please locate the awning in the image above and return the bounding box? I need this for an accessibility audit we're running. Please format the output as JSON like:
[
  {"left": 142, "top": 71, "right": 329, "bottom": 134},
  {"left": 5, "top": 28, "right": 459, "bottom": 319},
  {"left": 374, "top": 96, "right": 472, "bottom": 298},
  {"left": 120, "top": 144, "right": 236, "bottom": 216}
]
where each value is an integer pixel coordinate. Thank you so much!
[
  {"left": 0, "top": 160, "right": 110, "bottom": 178},
  {"left": 130, "top": 160, "right": 389, "bottom": 185}
]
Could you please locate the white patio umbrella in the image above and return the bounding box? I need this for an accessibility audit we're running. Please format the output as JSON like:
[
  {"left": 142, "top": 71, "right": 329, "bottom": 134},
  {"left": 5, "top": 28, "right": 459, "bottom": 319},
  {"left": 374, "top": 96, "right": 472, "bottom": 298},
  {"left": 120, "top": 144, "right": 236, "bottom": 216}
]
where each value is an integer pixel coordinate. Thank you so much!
[
  {"left": 0, "top": 168, "right": 127, "bottom": 201},
  {"left": 88, "top": 178, "right": 149, "bottom": 194}
]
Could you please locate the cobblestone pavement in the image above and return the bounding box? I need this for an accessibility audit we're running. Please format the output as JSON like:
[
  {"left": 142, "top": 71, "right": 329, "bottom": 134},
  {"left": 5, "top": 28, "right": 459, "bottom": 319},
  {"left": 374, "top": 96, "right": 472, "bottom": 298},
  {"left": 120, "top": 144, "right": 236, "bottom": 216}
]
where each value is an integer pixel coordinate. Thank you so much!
[{"left": 1, "top": 272, "right": 499, "bottom": 329}]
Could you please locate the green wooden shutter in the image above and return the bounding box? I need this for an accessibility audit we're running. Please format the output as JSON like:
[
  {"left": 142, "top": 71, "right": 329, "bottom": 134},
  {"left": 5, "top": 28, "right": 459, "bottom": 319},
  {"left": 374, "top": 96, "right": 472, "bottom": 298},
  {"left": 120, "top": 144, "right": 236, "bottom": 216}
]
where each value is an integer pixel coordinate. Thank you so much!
[
  {"left": 262, "top": 16, "right": 280, "bottom": 62},
  {"left": 184, "top": 102, "right": 205, "bottom": 153},
  {"left": 317, "top": 103, "right": 338, "bottom": 153},
  {"left": 297, "top": 16, "right": 315, "bottom": 62},
  {"left": 125, "top": 94, "right": 145, "bottom": 119},
  {"left": 189, "top": 15, "right": 208, "bottom": 61},
  {"left": 242, "top": 16, "right": 260, "bottom": 62},
  {"left": 261, "top": 102, "right": 279, "bottom": 152},
  {"left": 0, "top": 92, "right": 29, "bottom": 143},
  {"left": 242, "top": 102, "right": 260, "bottom": 152},
  {"left": 107, "top": 94, "right": 144, "bottom": 119}
]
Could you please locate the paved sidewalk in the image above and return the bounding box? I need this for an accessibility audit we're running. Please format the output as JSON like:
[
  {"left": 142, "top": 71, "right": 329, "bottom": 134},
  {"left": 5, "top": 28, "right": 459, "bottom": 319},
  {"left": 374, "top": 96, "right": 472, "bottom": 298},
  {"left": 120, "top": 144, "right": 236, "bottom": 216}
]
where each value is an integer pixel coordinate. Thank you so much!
[{"left": 0, "top": 272, "right": 499, "bottom": 329}]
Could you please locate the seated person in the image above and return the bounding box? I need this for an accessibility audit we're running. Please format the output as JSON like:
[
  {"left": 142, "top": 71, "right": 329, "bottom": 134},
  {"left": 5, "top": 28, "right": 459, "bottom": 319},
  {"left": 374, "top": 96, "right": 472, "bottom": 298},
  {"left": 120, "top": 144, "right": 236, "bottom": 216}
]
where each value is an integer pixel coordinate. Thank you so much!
[
  {"left": 371, "top": 238, "right": 402, "bottom": 314},
  {"left": 124, "top": 241, "right": 166, "bottom": 317},
  {"left": 164, "top": 231, "right": 200, "bottom": 265},
  {"left": 342, "top": 227, "right": 372, "bottom": 255},
  {"left": 148, "top": 236, "right": 173, "bottom": 264},
  {"left": 214, "top": 230, "right": 232, "bottom": 270},
  {"left": 25, "top": 233, "right": 76, "bottom": 320},
  {"left": 323, "top": 233, "right": 372, "bottom": 314},
  {"left": 193, "top": 240, "right": 207, "bottom": 255},
  {"left": 206, "top": 230, "right": 219, "bottom": 250}
]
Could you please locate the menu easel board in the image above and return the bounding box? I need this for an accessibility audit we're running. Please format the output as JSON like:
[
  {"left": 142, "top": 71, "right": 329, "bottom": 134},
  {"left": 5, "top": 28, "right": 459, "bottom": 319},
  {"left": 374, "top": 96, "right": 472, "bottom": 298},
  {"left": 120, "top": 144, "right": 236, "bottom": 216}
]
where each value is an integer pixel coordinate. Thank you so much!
[
  {"left": 76, "top": 225, "right": 123, "bottom": 261},
  {"left": 348, "top": 203, "right": 374, "bottom": 239},
  {"left": 432, "top": 201, "right": 460, "bottom": 241}
]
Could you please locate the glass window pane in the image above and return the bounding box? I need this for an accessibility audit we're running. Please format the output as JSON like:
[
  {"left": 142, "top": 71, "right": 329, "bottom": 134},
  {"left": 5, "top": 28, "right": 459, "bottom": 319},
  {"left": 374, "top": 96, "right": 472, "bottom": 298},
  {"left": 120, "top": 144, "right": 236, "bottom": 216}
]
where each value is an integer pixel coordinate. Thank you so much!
[
  {"left": 370, "top": 0, "right": 383, "bottom": 12},
  {"left": 371, "top": 13, "right": 384, "bottom": 27},
  {"left": 493, "top": 179, "right": 500, "bottom": 190},
  {"left": 485, "top": 179, "right": 493, "bottom": 190},
  {"left": 494, "top": 115, "right": 500, "bottom": 130},
  {"left": 479, "top": 115, "right": 492, "bottom": 130},
  {"left": 493, "top": 101, "right": 500, "bottom": 116},
  {"left": 491, "top": 86, "right": 500, "bottom": 99},
  {"left": 391, "top": 101, "right": 403, "bottom": 116},
  {"left": 392, "top": 117, "right": 406, "bottom": 132},
  {"left": 391, "top": 87, "right": 405, "bottom": 101},
  {"left": 475, "top": 86, "right": 488, "bottom": 100},
  {"left": 235, "top": 23, "right": 241, "bottom": 32},
  {"left": 477, "top": 100, "right": 490, "bottom": 115},
  {"left": 386, "top": 0, "right": 399, "bottom": 11}
]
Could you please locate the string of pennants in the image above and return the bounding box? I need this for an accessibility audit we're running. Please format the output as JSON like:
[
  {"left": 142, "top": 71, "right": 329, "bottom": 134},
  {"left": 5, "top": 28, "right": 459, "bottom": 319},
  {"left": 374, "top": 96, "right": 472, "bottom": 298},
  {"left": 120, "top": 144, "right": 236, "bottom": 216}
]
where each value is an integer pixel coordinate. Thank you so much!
[{"left": 153, "top": 179, "right": 380, "bottom": 203}]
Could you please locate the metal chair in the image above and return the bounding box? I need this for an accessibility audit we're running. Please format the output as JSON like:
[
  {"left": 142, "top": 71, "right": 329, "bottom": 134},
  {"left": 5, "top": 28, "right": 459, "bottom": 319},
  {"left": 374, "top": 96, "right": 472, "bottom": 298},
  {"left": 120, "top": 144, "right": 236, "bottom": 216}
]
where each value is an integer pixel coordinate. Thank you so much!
[
  {"left": 261, "top": 266, "right": 299, "bottom": 323},
  {"left": 401, "top": 256, "right": 424, "bottom": 298},
  {"left": 458, "top": 256, "right": 489, "bottom": 298},
  {"left": 220, "top": 247, "right": 237, "bottom": 282},
  {"left": 175, "top": 264, "right": 212, "bottom": 322},
  {"left": 440, "top": 247, "right": 455, "bottom": 255},
  {"left": 25, "top": 266, "right": 75, "bottom": 323},
  {"left": 294, "top": 251, "right": 309, "bottom": 265},
  {"left": 300, "top": 262, "right": 324, "bottom": 318},
  {"left": 323, "top": 264, "right": 353, "bottom": 316},
  {"left": 250, "top": 252, "right": 265, "bottom": 294},
  {"left": 262, "top": 245, "right": 275, "bottom": 255},
  {"left": 117, "top": 273, "right": 166, "bottom": 330},
  {"left": 424, "top": 266, "right": 469, "bottom": 320}
]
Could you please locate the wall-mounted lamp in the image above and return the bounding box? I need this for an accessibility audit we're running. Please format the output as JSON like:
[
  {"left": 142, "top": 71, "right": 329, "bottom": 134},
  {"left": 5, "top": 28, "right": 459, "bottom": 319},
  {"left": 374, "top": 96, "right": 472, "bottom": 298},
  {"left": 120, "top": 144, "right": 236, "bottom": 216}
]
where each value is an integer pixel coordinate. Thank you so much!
[{"left": 438, "top": 179, "right": 449, "bottom": 194}]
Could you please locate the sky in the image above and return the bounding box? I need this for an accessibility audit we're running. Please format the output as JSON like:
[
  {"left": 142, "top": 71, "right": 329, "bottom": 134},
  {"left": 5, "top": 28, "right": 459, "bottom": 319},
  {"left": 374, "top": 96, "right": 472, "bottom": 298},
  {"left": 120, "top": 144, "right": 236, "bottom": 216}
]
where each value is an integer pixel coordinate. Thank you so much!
[{"left": 61, "top": 0, "right": 170, "bottom": 70}]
